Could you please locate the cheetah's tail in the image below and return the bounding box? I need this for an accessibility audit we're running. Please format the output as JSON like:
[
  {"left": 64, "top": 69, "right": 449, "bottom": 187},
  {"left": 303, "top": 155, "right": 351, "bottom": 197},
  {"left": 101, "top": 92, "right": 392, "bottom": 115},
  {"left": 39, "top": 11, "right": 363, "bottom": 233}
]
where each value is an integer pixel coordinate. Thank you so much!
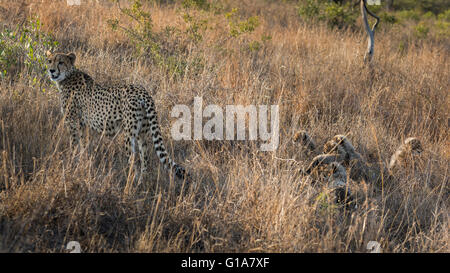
[{"left": 142, "top": 99, "right": 188, "bottom": 181}]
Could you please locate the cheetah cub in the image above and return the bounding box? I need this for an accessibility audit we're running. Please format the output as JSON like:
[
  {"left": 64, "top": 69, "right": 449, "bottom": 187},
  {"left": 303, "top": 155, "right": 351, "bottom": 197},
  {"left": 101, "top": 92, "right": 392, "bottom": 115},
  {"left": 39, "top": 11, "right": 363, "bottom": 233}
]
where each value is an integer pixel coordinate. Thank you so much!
[
  {"left": 304, "top": 154, "right": 343, "bottom": 175},
  {"left": 293, "top": 130, "right": 316, "bottom": 155},
  {"left": 305, "top": 159, "right": 354, "bottom": 207},
  {"left": 325, "top": 162, "right": 354, "bottom": 207},
  {"left": 46, "top": 52, "right": 186, "bottom": 180},
  {"left": 389, "top": 137, "right": 423, "bottom": 173},
  {"left": 323, "top": 134, "right": 362, "bottom": 163},
  {"left": 323, "top": 134, "right": 371, "bottom": 182}
]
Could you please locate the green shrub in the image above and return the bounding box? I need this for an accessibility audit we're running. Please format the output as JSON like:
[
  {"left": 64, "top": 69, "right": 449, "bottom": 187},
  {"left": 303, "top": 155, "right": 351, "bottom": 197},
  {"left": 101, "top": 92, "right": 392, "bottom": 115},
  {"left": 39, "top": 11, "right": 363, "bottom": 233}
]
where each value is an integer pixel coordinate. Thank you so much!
[
  {"left": 0, "top": 17, "right": 58, "bottom": 81},
  {"left": 380, "top": 12, "right": 398, "bottom": 24},
  {"left": 437, "top": 9, "right": 450, "bottom": 22},
  {"left": 397, "top": 10, "right": 421, "bottom": 21},
  {"left": 224, "top": 8, "right": 268, "bottom": 53},
  {"left": 298, "top": 0, "right": 320, "bottom": 19},
  {"left": 321, "top": 2, "right": 357, "bottom": 29},
  {"left": 435, "top": 20, "right": 450, "bottom": 38},
  {"left": 298, "top": 0, "right": 357, "bottom": 29},
  {"left": 108, "top": 0, "right": 159, "bottom": 57},
  {"left": 0, "top": 28, "right": 20, "bottom": 78},
  {"left": 414, "top": 22, "right": 429, "bottom": 38},
  {"left": 422, "top": 11, "right": 435, "bottom": 20},
  {"left": 182, "top": 10, "right": 208, "bottom": 44},
  {"left": 225, "top": 8, "right": 260, "bottom": 38},
  {"left": 108, "top": 0, "right": 213, "bottom": 77},
  {"left": 391, "top": 0, "right": 449, "bottom": 14},
  {"left": 181, "top": 0, "right": 210, "bottom": 11},
  {"left": 109, "top": 0, "right": 183, "bottom": 76}
]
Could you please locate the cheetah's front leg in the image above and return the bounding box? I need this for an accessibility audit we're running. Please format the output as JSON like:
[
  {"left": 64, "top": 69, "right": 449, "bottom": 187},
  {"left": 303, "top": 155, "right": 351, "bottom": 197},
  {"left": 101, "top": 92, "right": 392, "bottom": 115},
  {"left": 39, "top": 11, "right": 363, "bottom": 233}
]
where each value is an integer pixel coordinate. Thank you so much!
[
  {"left": 64, "top": 113, "right": 87, "bottom": 167},
  {"left": 64, "top": 106, "right": 83, "bottom": 152}
]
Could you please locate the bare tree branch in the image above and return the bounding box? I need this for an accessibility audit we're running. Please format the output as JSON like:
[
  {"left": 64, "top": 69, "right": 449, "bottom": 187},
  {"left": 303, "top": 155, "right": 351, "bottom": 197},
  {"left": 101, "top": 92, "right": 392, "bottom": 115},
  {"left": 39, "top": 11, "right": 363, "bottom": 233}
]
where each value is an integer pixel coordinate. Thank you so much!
[{"left": 360, "top": 0, "right": 380, "bottom": 62}]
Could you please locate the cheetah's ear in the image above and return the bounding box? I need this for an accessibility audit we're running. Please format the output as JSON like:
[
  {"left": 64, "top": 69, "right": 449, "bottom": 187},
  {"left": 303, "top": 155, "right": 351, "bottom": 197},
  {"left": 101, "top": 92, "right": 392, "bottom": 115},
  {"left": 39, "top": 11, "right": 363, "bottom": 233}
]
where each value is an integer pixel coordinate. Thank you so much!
[
  {"left": 67, "top": 52, "right": 76, "bottom": 65},
  {"left": 46, "top": 50, "right": 52, "bottom": 57}
]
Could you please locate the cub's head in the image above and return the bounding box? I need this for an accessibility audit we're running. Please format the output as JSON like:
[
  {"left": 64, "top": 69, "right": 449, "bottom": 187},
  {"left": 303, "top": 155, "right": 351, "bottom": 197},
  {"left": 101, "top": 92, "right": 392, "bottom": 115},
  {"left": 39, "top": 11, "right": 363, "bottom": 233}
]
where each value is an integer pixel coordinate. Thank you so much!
[
  {"left": 293, "top": 130, "right": 316, "bottom": 151},
  {"left": 404, "top": 137, "right": 423, "bottom": 155},
  {"left": 46, "top": 51, "right": 76, "bottom": 82}
]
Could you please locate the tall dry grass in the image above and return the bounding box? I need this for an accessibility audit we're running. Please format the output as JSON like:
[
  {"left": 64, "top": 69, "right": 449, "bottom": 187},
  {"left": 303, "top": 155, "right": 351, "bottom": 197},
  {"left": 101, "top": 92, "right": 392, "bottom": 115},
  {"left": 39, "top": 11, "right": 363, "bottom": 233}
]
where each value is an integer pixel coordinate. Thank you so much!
[{"left": 0, "top": 0, "right": 448, "bottom": 252}]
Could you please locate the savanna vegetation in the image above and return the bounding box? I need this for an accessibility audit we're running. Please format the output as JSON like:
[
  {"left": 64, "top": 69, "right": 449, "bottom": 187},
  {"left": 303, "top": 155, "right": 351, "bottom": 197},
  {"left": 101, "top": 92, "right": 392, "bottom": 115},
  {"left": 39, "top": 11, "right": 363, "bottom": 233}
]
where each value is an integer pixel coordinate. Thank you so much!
[{"left": 0, "top": 0, "right": 448, "bottom": 252}]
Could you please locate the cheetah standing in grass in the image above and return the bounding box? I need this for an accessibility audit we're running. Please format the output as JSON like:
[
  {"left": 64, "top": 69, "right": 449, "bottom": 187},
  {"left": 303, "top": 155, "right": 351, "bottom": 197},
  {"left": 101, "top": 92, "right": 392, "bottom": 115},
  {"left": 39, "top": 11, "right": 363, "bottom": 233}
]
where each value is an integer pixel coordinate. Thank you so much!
[{"left": 46, "top": 52, "right": 186, "bottom": 181}]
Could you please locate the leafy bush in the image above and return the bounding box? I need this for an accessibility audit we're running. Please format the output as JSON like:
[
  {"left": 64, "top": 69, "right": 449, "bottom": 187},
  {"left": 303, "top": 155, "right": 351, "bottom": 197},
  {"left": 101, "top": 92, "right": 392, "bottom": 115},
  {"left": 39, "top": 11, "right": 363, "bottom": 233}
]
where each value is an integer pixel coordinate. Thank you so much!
[
  {"left": 223, "top": 8, "right": 270, "bottom": 53},
  {"left": 414, "top": 22, "right": 429, "bottom": 38},
  {"left": 391, "top": 0, "right": 449, "bottom": 14},
  {"left": 107, "top": 0, "right": 215, "bottom": 77},
  {"left": 397, "top": 9, "right": 421, "bottom": 21},
  {"left": 182, "top": 9, "right": 208, "bottom": 44},
  {"left": 321, "top": 2, "right": 357, "bottom": 29},
  {"left": 297, "top": 0, "right": 449, "bottom": 42},
  {"left": 298, "top": 0, "right": 357, "bottom": 29},
  {"left": 422, "top": 11, "right": 435, "bottom": 20},
  {"left": 437, "top": 9, "right": 450, "bottom": 21},
  {"left": 298, "top": 0, "right": 320, "bottom": 19},
  {"left": 0, "top": 17, "right": 58, "bottom": 80},
  {"left": 108, "top": 0, "right": 159, "bottom": 57},
  {"left": 380, "top": 12, "right": 398, "bottom": 25},
  {"left": 225, "top": 8, "right": 260, "bottom": 38},
  {"left": 181, "top": 0, "right": 210, "bottom": 11},
  {"left": 108, "top": 0, "right": 189, "bottom": 76},
  {"left": 434, "top": 20, "right": 450, "bottom": 38}
]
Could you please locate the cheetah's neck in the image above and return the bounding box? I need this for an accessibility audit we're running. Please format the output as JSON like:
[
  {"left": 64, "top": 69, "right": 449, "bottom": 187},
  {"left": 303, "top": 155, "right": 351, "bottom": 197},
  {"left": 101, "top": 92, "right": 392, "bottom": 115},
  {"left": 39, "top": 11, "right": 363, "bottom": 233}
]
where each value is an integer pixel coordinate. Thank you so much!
[{"left": 56, "top": 69, "right": 94, "bottom": 94}]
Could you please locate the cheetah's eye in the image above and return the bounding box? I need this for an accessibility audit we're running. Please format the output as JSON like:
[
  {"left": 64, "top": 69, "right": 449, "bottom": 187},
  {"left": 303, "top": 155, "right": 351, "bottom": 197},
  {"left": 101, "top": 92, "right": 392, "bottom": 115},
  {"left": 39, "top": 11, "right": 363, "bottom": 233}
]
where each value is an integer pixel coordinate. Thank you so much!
[
  {"left": 58, "top": 61, "right": 64, "bottom": 66},
  {"left": 48, "top": 60, "right": 52, "bottom": 64}
]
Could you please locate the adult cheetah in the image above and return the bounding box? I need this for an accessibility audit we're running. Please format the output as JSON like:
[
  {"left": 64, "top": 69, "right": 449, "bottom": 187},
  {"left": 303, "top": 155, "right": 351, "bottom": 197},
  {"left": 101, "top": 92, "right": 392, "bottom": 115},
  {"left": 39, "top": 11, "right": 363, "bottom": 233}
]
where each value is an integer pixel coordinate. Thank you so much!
[{"left": 46, "top": 51, "right": 186, "bottom": 180}]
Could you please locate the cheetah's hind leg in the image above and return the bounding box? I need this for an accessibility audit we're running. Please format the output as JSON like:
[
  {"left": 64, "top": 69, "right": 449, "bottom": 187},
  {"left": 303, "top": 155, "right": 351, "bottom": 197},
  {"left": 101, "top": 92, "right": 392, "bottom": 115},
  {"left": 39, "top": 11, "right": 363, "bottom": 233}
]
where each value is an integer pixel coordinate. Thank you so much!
[{"left": 124, "top": 131, "right": 142, "bottom": 186}]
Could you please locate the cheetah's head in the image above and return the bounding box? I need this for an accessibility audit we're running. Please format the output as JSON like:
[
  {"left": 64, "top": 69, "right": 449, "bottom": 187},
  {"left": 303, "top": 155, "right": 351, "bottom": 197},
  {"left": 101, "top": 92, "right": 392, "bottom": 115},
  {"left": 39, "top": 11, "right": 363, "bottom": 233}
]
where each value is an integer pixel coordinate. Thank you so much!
[
  {"left": 404, "top": 137, "right": 423, "bottom": 155},
  {"left": 293, "top": 130, "right": 316, "bottom": 151},
  {"left": 46, "top": 51, "right": 76, "bottom": 82}
]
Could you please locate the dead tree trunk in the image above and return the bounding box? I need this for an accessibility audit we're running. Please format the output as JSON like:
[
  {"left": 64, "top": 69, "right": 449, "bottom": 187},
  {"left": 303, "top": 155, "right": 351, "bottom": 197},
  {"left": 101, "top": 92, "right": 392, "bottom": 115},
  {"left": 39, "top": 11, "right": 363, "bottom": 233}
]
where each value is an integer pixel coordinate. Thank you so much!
[
  {"left": 361, "top": 0, "right": 380, "bottom": 63},
  {"left": 386, "top": 0, "right": 394, "bottom": 11}
]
